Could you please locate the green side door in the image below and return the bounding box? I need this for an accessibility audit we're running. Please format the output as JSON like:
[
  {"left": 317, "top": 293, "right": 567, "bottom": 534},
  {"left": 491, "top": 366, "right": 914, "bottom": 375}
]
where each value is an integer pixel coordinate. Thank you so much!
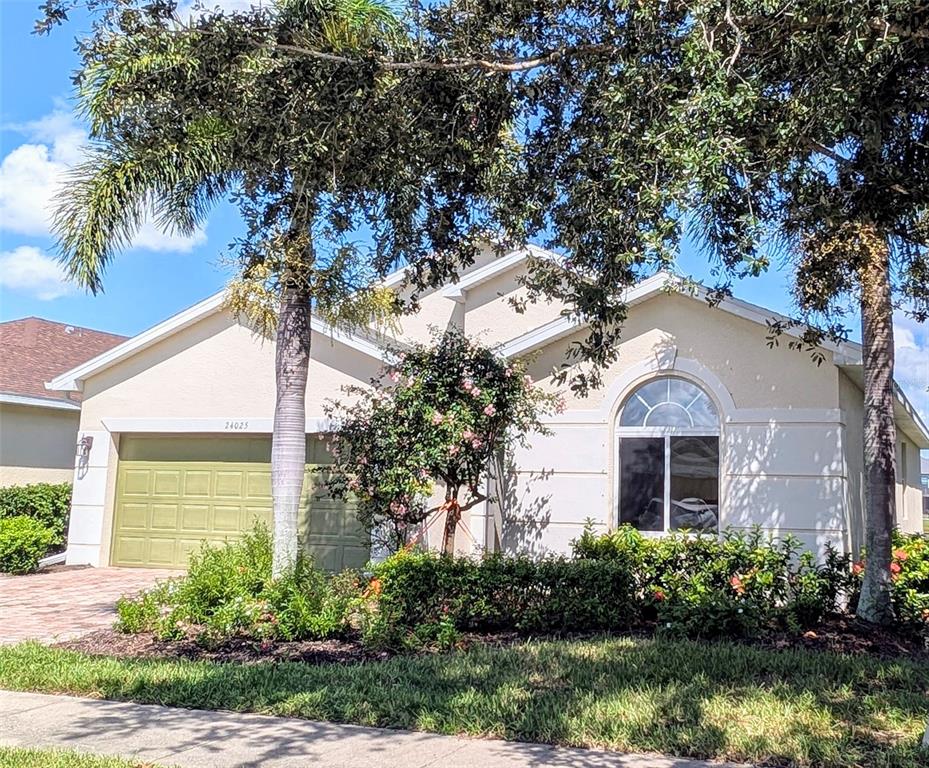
[{"left": 111, "top": 436, "right": 369, "bottom": 570}]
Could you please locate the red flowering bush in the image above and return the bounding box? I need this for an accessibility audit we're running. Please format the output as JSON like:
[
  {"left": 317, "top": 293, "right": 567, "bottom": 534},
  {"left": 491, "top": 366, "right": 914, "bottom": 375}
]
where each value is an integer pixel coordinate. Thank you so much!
[
  {"left": 326, "top": 328, "right": 560, "bottom": 553},
  {"left": 852, "top": 532, "right": 929, "bottom": 632},
  {"left": 574, "top": 525, "right": 853, "bottom": 637}
]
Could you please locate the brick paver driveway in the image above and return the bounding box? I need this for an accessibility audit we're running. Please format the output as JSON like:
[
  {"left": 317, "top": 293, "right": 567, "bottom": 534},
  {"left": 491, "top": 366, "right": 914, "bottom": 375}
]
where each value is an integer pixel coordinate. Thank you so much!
[{"left": 0, "top": 567, "right": 174, "bottom": 645}]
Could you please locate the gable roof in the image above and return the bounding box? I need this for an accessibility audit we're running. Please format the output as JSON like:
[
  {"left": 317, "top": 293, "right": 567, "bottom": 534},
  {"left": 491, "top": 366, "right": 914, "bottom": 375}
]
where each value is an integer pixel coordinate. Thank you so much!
[
  {"left": 46, "top": 292, "right": 392, "bottom": 393},
  {"left": 0, "top": 317, "right": 126, "bottom": 408}
]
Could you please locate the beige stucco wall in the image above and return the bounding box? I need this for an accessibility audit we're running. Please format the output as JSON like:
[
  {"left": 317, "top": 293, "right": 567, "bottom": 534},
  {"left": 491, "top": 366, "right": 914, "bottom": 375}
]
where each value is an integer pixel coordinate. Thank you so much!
[
  {"left": 526, "top": 293, "right": 840, "bottom": 412},
  {"left": 80, "top": 311, "right": 379, "bottom": 430},
  {"left": 462, "top": 265, "right": 567, "bottom": 347},
  {"left": 839, "top": 372, "right": 866, "bottom": 554},
  {"left": 0, "top": 403, "right": 79, "bottom": 487}
]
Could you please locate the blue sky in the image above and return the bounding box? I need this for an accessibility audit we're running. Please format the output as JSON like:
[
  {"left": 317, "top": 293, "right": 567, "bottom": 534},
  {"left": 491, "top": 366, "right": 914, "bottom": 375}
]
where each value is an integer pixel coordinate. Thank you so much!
[{"left": 1, "top": 0, "right": 927, "bottom": 426}]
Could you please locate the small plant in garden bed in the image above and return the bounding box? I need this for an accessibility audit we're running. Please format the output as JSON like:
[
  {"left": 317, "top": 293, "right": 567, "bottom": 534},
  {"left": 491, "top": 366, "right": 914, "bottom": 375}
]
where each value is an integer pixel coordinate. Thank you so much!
[{"left": 116, "top": 524, "right": 363, "bottom": 646}]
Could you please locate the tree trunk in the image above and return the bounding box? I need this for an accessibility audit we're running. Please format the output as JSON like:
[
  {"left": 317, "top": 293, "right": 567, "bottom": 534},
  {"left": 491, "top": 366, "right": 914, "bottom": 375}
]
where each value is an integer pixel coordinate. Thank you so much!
[
  {"left": 271, "top": 270, "right": 312, "bottom": 576},
  {"left": 856, "top": 230, "right": 897, "bottom": 625},
  {"left": 441, "top": 487, "right": 461, "bottom": 556}
]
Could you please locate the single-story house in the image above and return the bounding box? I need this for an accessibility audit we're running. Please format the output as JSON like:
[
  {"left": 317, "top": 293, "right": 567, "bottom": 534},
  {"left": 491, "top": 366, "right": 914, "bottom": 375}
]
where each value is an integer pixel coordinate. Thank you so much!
[
  {"left": 49, "top": 246, "right": 929, "bottom": 569},
  {"left": 0, "top": 317, "right": 126, "bottom": 487}
]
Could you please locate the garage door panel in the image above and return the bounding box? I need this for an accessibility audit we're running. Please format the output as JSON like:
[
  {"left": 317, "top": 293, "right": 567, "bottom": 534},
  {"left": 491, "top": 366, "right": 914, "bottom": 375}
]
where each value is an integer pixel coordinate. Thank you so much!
[
  {"left": 122, "top": 470, "right": 151, "bottom": 496},
  {"left": 153, "top": 471, "right": 180, "bottom": 496},
  {"left": 215, "top": 471, "right": 244, "bottom": 497},
  {"left": 246, "top": 471, "right": 272, "bottom": 499},
  {"left": 150, "top": 504, "right": 178, "bottom": 530},
  {"left": 246, "top": 506, "right": 272, "bottom": 528},
  {"left": 213, "top": 505, "right": 241, "bottom": 532},
  {"left": 119, "top": 502, "right": 149, "bottom": 529},
  {"left": 184, "top": 471, "right": 211, "bottom": 496},
  {"left": 113, "top": 536, "right": 146, "bottom": 565},
  {"left": 180, "top": 504, "right": 209, "bottom": 531},
  {"left": 148, "top": 537, "right": 178, "bottom": 566},
  {"left": 113, "top": 438, "right": 369, "bottom": 570}
]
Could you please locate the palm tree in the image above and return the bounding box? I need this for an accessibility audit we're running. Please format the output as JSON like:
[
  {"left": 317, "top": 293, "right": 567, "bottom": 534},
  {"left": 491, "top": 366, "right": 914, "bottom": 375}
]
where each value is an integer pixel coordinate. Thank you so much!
[{"left": 51, "top": 0, "right": 511, "bottom": 574}]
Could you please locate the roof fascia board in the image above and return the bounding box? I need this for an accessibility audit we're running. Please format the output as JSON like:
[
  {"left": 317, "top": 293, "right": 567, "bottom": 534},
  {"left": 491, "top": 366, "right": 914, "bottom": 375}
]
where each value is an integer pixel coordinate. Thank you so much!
[{"left": 0, "top": 392, "right": 81, "bottom": 411}]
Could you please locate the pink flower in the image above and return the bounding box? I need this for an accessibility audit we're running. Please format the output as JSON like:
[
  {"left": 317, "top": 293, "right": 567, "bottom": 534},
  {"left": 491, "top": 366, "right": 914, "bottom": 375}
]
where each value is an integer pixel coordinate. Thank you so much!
[
  {"left": 483, "top": 404, "right": 497, "bottom": 417},
  {"left": 471, "top": 386, "right": 482, "bottom": 397},
  {"left": 462, "top": 378, "right": 474, "bottom": 392},
  {"left": 347, "top": 478, "right": 360, "bottom": 491},
  {"left": 431, "top": 411, "right": 445, "bottom": 425},
  {"left": 388, "top": 370, "right": 401, "bottom": 383},
  {"left": 524, "top": 374, "right": 533, "bottom": 386},
  {"left": 449, "top": 445, "right": 460, "bottom": 456},
  {"left": 890, "top": 561, "right": 902, "bottom": 575},
  {"left": 894, "top": 549, "right": 908, "bottom": 561},
  {"left": 471, "top": 438, "right": 483, "bottom": 449},
  {"left": 462, "top": 429, "right": 475, "bottom": 441}
]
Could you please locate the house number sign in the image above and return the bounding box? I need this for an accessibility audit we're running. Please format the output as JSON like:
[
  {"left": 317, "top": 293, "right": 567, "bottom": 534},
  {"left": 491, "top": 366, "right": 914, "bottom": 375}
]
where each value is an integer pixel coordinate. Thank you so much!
[{"left": 224, "top": 420, "right": 250, "bottom": 431}]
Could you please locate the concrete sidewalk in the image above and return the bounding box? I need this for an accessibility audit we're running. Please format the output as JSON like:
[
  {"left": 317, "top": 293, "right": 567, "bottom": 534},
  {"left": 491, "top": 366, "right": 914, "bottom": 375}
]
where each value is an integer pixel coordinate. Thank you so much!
[{"left": 0, "top": 690, "right": 742, "bottom": 767}]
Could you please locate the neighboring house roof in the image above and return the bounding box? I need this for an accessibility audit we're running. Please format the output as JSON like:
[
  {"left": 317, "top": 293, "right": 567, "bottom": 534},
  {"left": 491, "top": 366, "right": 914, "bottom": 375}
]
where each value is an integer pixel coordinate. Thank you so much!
[
  {"left": 0, "top": 317, "right": 126, "bottom": 410},
  {"left": 43, "top": 250, "right": 929, "bottom": 447}
]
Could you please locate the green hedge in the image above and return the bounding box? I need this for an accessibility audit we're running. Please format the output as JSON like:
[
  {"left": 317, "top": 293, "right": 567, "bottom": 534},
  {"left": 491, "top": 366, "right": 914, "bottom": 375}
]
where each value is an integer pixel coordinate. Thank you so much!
[
  {"left": 0, "top": 483, "right": 71, "bottom": 546},
  {"left": 367, "top": 526, "right": 854, "bottom": 647},
  {"left": 115, "top": 524, "right": 929, "bottom": 652},
  {"left": 0, "top": 516, "right": 56, "bottom": 574}
]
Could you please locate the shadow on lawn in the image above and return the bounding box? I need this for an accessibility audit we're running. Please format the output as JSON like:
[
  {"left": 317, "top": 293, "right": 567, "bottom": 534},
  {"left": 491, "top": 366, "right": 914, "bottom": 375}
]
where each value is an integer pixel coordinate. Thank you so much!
[{"left": 25, "top": 636, "right": 929, "bottom": 767}]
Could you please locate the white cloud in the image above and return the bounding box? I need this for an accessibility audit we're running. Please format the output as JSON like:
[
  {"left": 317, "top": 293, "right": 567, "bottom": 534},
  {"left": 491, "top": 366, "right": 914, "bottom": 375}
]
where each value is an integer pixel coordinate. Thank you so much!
[
  {"left": 0, "top": 245, "right": 75, "bottom": 301},
  {"left": 0, "top": 108, "right": 206, "bottom": 252},
  {"left": 894, "top": 312, "right": 929, "bottom": 427},
  {"left": 176, "top": 0, "right": 265, "bottom": 19}
]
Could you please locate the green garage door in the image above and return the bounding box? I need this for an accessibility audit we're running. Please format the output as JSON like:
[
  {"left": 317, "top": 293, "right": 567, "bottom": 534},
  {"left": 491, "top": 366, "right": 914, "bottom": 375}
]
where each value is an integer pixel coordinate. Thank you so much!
[{"left": 111, "top": 436, "right": 369, "bottom": 571}]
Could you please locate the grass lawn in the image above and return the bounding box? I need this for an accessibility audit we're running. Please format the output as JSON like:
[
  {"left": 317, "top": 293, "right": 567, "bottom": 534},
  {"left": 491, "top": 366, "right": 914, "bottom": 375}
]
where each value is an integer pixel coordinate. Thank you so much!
[
  {"left": 0, "top": 747, "right": 167, "bottom": 768},
  {"left": 1, "top": 637, "right": 927, "bottom": 768}
]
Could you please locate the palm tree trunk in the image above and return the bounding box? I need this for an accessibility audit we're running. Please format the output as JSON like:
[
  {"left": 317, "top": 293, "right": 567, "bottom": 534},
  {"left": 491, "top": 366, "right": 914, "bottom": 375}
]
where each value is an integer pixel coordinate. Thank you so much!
[
  {"left": 855, "top": 229, "right": 897, "bottom": 625},
  {"left": 271, "top": 269, "right": 312, "bottom": 576}
]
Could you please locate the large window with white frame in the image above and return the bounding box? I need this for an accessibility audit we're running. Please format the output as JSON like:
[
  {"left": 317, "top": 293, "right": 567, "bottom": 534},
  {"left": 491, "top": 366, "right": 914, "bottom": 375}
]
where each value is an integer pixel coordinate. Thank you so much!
[{"left": 616, "top": 376, "right": 720, "bottom": 533}]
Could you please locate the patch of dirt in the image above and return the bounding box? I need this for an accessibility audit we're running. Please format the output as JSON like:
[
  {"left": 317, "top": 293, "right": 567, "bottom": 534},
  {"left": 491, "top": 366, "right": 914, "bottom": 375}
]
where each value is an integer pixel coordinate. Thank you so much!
[
  {"left": 753, "top": 614, "right": 929, "bottom": 660},
  {"left": 54, "top": 615, "right": 928, "bottom": 665}
]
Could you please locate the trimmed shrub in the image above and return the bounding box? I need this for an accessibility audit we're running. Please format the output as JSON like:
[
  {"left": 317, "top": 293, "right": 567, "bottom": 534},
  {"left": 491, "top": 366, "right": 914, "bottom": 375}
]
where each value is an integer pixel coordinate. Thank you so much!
[
  {"left": 115, "top": 524, "right": 362, "bottom": 645},
  {"left": 0, "top": 483, "right": 72, "bottom": 546},
  {"left": 365, "top": 526, "right": 853, "bottom": 648},
  {"left": 365, "top": 548, "right": 641, "bottom": 649},
  {"left": 574, "top": 525, "right": 852, "bottom": 637},
  {"left": 0, "top": 516, "right": 56, "bottom": 574}
]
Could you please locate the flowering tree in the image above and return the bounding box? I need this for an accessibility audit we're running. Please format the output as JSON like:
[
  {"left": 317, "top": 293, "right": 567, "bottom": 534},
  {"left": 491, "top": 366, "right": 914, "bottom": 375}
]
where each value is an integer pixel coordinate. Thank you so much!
[{"left": 325, "top": 328, "right": 561, "bottom": 554}]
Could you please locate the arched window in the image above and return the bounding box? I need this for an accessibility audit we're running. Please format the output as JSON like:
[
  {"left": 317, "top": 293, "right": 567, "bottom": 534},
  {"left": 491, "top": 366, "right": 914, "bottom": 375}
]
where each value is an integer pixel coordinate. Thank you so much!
[{"left": 616, "top": 376, "right": 720, "bottom": 534}]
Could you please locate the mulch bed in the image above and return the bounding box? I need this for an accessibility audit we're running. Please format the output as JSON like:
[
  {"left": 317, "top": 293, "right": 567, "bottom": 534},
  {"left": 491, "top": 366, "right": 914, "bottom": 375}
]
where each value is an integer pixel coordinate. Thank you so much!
[
  {"left": 54, "top": 614, "right": 927, "bottom": 665},
  {"left": 753, "top": 613, "right": 929, "bottom": 659}
]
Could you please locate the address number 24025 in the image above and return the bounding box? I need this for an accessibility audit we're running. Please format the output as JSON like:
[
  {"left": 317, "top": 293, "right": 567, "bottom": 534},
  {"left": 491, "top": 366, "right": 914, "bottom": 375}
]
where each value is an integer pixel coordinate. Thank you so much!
[{"left": 224, "top": 420, "right": 249, "bottom": 430}]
